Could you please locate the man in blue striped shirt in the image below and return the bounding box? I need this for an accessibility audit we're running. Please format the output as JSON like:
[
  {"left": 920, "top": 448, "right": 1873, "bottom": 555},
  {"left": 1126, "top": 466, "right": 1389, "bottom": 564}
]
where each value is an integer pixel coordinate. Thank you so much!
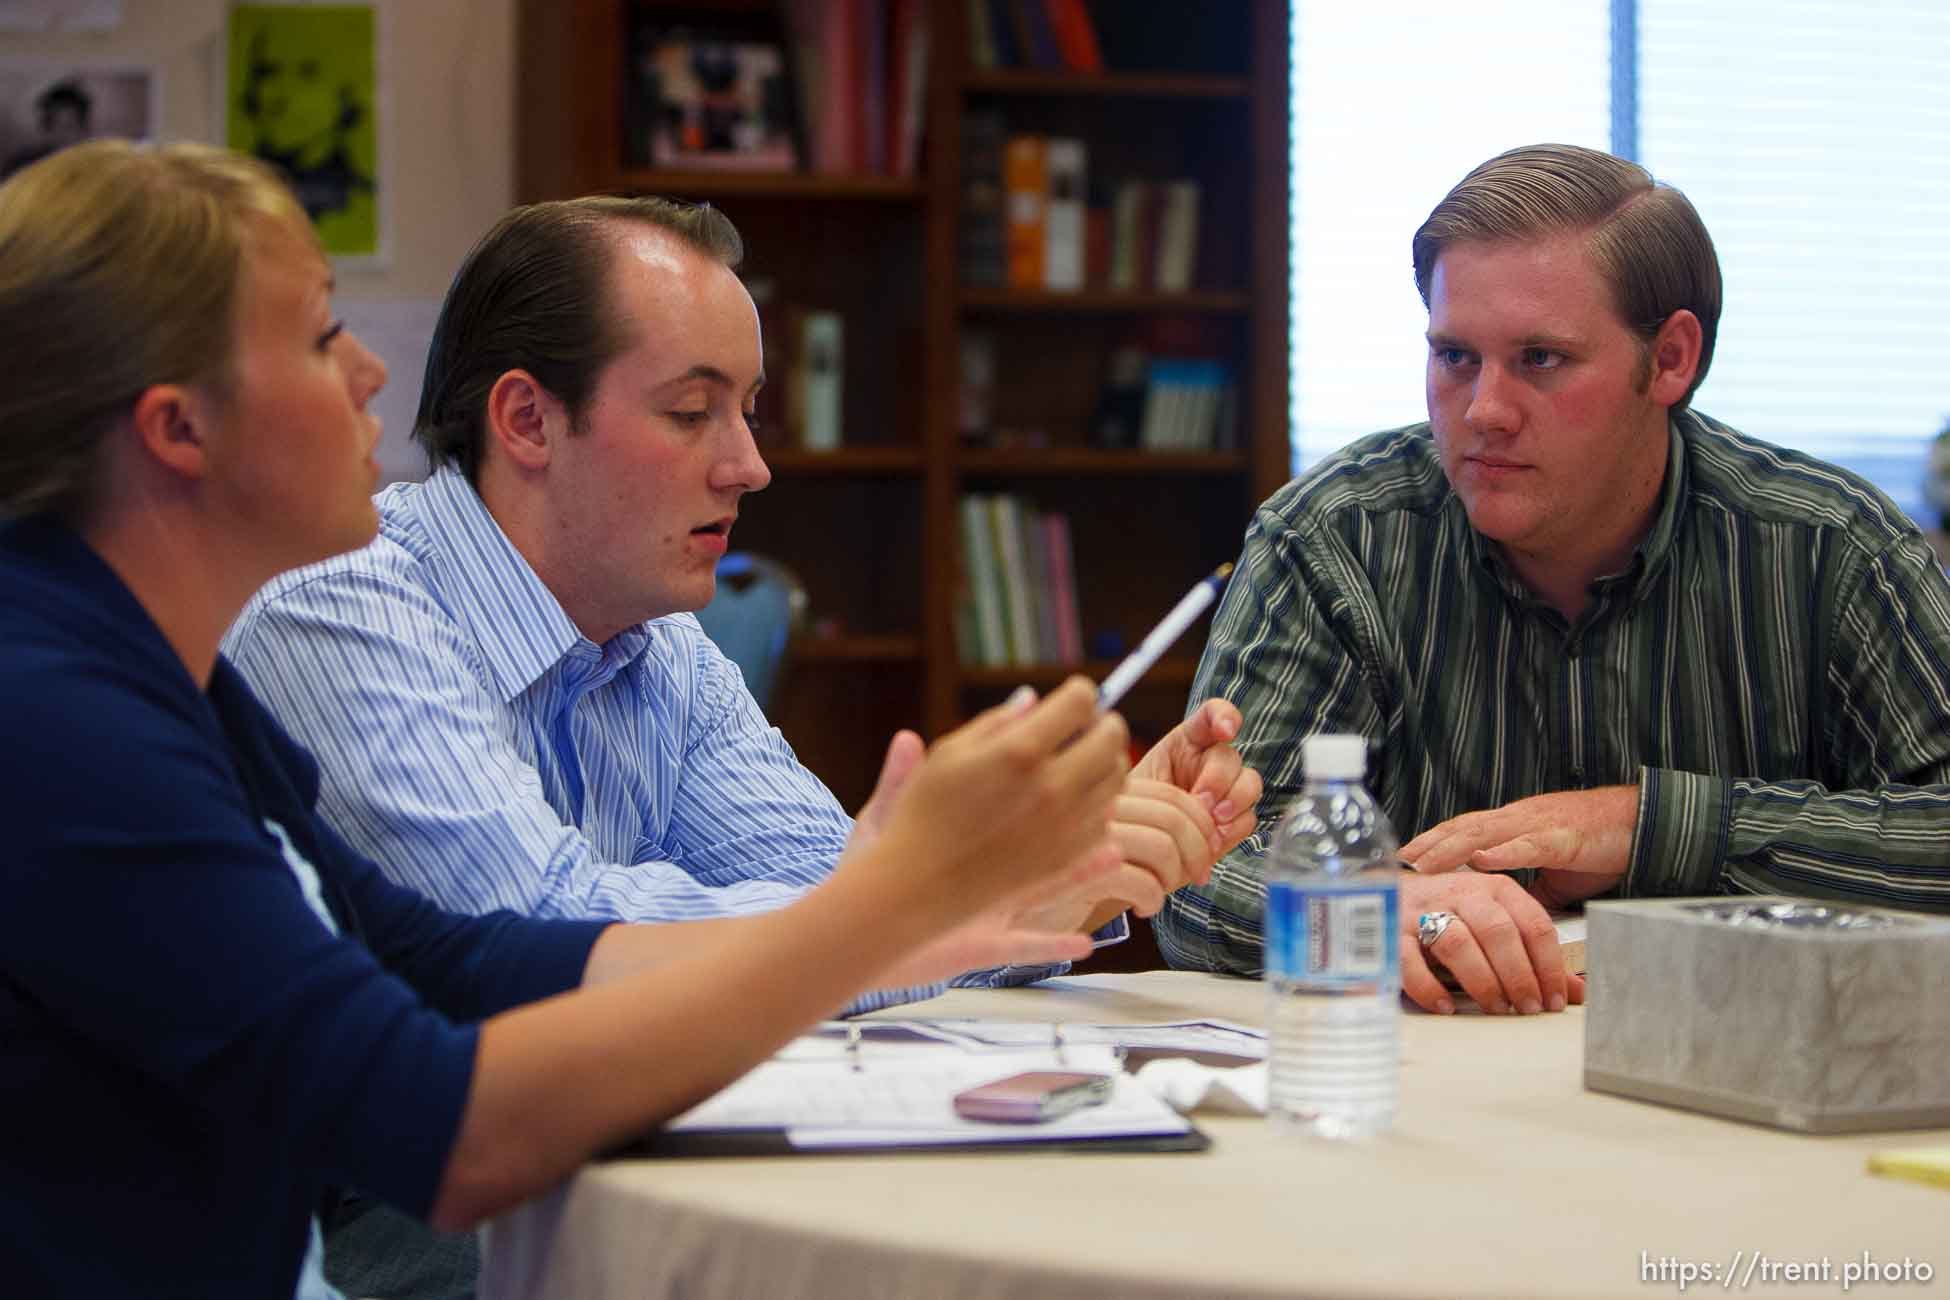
[
  {"left": 224, "top": 195, "right": 1267, "bottom": 1299},
  {"left": 1160, "top": 143, "right": 1950, "bottom": 1011},
  {"left": 230, "top": 193, "right": 1256, "bottom": 972}
]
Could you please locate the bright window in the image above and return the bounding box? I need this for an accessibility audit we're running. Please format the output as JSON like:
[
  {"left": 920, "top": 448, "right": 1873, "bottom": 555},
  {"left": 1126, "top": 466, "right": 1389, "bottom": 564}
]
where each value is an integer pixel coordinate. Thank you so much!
[{"left": 1638, "top": 0, "right": 1950, "bottom": 522}]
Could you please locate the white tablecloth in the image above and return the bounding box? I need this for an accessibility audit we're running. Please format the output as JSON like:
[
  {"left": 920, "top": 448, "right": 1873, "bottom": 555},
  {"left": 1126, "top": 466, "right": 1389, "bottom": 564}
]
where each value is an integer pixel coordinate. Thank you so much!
[{"left": 483, "top": 971, "right": 1948, "bottom": 1300}]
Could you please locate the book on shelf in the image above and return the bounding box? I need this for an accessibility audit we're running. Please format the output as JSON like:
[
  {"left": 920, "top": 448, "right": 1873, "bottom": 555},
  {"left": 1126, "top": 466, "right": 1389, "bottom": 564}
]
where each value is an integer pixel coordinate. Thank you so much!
[
  {"left": 1084, "top": 181, "right": 1113, "bottom": 287},
  {"left": 1042, "top": 138, "right": 1087, "bottom": 292},
  {"left": 972, "top": 0, "right": 1020, "bottom": 70},
  {"left": 1154, "top": 179, "right": 1200, "bottom": 292},
  {"left": 791, "top": 311, "right": 844, "bottom": 450},
  {"left": 859, "top": 0, "right": 887, "bottom": 174},
  {"left": 1213, "top": 382, "right": 1240, "bottom": 452},
  {"left": 953, "top": 583, "right": 981, "bottom": 666},
  {"left": 981, "top": 134, "right": 1089, "bottom": 293},
  {"left": 967, "top": 0, "right": 1001, "bottom": 71},
  {"left": 886, "top": 0, "right": 929, "bottom": 177},
  {"left": 1007, "top": 0, "right": 1064, "bottom": 71},
  {"left": 1107, "top": 181, "right": 1144, "bottom": 291},
  {"left": 810, "top": 0, "right": 857, "bottom": 172},
  {"left": 976, "top": 144, "right": 1219, "bottom": 297},
  {"left": 989, "top": 495, "right": 1039, "bottom": 664},
  {"left": 958, "top": 496, "right": 1008, "bottom": 665},
  {"left": 1137, "top": 358, "right": 1231, "bottom": 452},
  {"left": 1102, "top": 179, "right": 1201, "bottom": 293},
  {"left": 1002, "top": 134, "right": 1047, "bottom": 290},
  {"left": 959, "top": 109, "right": 1007, "bottom": 286},
  {"left": 1045, "top": 0, "right": 1106, "bottom": 74},
  {"left": 958, "top": 329, "right": 999, "bottom": 443},
  {"left": 1023, "top": 506, "right": 1060, "bottom": 663},
  {"left": 1041, "top": 512, "right": 1084, "bottom": 663},
  {"left": 969, "top": 0, "right": 1103, "bottom": 73},
  {"left": 956, "top": 493, "right": 1085, "bottom": 667},
  {"left": 780, "top": 0, "right": 929, "bottom": 176},
  {"left": 1090, "top": 344, "right": 1149, "bottom": 449}
]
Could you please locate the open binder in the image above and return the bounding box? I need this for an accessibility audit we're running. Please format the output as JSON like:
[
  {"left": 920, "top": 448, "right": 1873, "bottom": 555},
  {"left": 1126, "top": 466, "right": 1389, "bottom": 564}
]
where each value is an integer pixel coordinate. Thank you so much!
[
  {"left": 631, "top": 1122, "right": 1210, "bottom": 1159},
  {"left": 612, "top": 1021, "right": 1241, "bottom": 1159}
]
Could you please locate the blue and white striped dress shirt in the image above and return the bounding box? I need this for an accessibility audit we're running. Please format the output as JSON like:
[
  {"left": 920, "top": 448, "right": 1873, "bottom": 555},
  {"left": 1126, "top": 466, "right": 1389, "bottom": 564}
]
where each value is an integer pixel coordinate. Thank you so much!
[{"left": 224, "top": 467, "right": 1115, "bottom": 1010}]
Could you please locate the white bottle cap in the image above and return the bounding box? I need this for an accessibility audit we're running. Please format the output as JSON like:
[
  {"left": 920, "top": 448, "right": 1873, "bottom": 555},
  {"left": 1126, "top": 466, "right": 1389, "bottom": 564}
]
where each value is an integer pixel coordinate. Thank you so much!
[{"left": 1302, "top": 734, "right": 1367, "bottom": 781}]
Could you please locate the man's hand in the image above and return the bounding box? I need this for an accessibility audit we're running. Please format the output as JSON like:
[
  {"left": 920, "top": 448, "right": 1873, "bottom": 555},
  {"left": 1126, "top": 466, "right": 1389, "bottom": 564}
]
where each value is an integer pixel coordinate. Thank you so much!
[
  {"left": 1396, "top": 871, "right": 1586, "bottom": 1015},
  {"left": 1400, "top": 786, "right": 1638, "bottom": 910},
  {"left": 940, "top": 778, "right": 1229, "bottom": 940},
  {"left": 1131, "top": 699, "right": 1262, "bottom": 851},
  {"left": 1060, "top": 699, "right": 1264, "bottom": 932},
  {"left": 848, "top": 694, "right": 1262, "bottom": 947}
]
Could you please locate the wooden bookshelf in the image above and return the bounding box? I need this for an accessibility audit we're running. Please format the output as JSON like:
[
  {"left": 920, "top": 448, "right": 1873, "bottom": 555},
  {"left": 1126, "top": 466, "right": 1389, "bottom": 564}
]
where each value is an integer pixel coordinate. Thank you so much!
[
  {"left": 957, "top": 657, "right": 1202, "bottom": 690},
  {"left": 959, "top": 448, "right": 1247, "bottom": 476},
  {"left": 763, "top": 446, "right": 925, "bottom": 476},
  {"left": 611, "top": 169, "right": 925, "bottom": 202},
  {"left": 794, "top": 634, "right": 925, "bottom": 664},
  {"left": 959, "top": 287, "right": 1253, "bottom": 314},
  {"left": 962, "top": 70, "right": 1252, "bottom": 100},
  {"left": 517, "top": 0, "right": 1290, "bottom": 820}
]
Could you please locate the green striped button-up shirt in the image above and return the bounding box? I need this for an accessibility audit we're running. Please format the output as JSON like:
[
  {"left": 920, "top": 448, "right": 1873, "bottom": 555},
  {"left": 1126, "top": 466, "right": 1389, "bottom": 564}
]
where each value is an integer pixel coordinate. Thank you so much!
[{"left": 1158, "top": 409, "right": 1950, "bottom": 975}]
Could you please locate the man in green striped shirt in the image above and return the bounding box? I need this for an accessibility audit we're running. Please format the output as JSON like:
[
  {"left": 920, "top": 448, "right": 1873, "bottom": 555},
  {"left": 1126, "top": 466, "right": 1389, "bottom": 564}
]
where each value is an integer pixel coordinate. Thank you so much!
[{"left": 1159, "top": 143, "right": 1950, "bottom": 1014}]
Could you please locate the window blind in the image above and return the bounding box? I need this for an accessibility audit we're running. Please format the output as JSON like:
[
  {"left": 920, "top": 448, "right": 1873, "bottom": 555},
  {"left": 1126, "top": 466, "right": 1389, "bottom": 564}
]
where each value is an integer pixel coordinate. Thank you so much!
[{"left": 1637, "top": 0, "right": 1950, "bottom": 523}]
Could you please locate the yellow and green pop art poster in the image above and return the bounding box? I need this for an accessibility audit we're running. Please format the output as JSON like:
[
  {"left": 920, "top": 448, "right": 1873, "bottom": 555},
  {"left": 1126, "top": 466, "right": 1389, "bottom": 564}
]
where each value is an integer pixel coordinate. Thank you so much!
[{"left": 225, "top": 4, "right": 378, "bottom": 259}]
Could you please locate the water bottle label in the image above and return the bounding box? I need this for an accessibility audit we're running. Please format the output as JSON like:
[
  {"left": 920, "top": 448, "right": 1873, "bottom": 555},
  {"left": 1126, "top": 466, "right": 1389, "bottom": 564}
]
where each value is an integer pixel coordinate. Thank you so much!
[{"left": 1264, "top": 882, "right": 1398, "bottom": 983}]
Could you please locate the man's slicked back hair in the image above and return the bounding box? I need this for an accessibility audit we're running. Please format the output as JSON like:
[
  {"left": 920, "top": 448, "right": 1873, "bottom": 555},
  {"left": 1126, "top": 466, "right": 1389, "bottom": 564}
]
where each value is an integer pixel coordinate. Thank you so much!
[
  {"left": 413, "top": 195, "right": 743, "bottom": 481},
  {"left": 1411, "top": 143, "right": 1721, "bottom": 405}
]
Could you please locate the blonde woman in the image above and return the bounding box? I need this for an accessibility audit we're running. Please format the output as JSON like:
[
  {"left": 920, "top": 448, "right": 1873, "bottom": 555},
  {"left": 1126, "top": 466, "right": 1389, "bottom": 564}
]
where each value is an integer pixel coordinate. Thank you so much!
[{"left": 0, "top": 140, "right": 1130, "bottom": 1300}]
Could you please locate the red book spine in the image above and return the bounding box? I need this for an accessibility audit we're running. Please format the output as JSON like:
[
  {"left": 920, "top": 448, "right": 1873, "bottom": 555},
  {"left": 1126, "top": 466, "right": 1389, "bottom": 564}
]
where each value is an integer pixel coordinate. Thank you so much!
[
  {"left": 1044, "top": 512, "right": 1084, "bottom": 664},
  {"left": 886, "top": 0, "right": 928, "bottom": 177},
  {"left": 817, "top": 0, "right": 859, "bottom": 172},
  {"left": 1045, "top": 0, "right": 1105, "bottom": 74}
]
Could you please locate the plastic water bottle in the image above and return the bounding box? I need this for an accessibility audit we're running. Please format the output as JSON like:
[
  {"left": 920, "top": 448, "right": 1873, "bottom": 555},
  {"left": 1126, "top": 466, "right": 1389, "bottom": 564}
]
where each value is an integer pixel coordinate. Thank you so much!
[{"left": 1263, "top": 734, "right": 1400, "bottom": 1138}]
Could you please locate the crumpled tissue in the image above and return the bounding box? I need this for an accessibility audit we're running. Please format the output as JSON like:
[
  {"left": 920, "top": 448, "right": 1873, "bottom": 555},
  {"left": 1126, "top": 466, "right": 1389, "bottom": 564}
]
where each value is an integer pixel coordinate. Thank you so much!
[{"left": 1132, "top": 1058, "right": 1268, "bottom": 1116}]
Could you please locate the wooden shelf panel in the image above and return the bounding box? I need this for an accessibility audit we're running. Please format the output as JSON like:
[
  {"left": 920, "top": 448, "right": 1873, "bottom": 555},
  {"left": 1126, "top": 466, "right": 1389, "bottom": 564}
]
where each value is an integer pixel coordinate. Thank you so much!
[
  {"left": 963, "top": 71, "right": 1251, "bottom": 100},
  {"left": 958, "top": 658, "right": 1202, "bottom": 689},
  {"left": 794, "top": 635, "right": 925, "bottom": 664},
  {"left": 959, "top": 288, "right": 1251, "bottom": 314},
  {"left": 959, "top": 449, "right": 1246, "bottom": 476},
  {"left": 764, "top": 446, "right": 924, "bottom": 476},
  {"left": 521, "top": 0, "right": 1285, "bottom": 751},
  {"left": 607, "top": 170, "right": 924, "bottom": 201}
]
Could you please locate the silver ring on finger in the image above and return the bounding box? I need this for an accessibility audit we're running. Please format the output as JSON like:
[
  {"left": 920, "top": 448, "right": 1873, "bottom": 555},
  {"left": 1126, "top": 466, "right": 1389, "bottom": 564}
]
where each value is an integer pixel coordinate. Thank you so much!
[{"left": 1416, "top": 910, "right": 1461, "bottom": 947}]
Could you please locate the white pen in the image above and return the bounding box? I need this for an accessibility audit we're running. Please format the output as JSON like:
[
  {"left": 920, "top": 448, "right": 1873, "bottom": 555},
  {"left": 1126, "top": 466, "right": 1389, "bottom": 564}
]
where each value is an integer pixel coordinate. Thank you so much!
[{"left": 1096, "top": 563, "right": 1234, "bottom": 710}]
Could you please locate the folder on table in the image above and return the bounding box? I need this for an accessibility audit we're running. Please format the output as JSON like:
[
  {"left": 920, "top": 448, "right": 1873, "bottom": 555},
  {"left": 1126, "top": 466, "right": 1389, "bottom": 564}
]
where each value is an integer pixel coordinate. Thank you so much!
[{"left": 614, "top": 1022, "right": 1216, "bottom": 1159}]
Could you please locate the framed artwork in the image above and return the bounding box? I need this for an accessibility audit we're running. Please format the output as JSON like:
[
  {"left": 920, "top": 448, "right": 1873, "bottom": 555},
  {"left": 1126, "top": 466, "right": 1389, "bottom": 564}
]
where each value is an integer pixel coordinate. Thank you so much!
[
  {"left": 0, "top": 60, "right": 155, "bottom": 181},
  {"left": 224, "top": 2, "right": 382, "bottom": 262},
  {"left": 626, "top": 11, "right": 801, "bottom": 172}
]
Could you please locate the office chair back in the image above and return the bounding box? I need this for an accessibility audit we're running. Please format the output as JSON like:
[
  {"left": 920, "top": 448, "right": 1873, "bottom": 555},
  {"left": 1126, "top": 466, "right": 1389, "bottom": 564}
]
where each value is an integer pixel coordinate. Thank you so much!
[{"left": 693, "top": 552, "right": 808, "bottom": 714}]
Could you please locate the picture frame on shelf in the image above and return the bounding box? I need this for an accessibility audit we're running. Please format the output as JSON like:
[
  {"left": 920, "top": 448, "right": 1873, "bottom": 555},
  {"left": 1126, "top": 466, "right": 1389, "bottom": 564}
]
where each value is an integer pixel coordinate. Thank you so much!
[{"left": 625, "top": 10, "right": 802, "bottom": 173}]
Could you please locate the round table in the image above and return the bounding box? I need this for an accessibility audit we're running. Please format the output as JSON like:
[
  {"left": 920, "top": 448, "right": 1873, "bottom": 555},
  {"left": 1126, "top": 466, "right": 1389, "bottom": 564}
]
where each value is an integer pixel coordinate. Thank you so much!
[{"left": 483, "top": 971, "right": 1947, "bottom": 1300}]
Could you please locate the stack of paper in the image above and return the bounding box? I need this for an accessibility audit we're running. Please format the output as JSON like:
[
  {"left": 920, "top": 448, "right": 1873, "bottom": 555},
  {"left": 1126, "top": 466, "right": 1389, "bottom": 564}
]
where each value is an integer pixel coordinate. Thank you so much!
[
  {"left": 652, "top": 1018, "right": 1268, "bottom": 1154},
  {"left": 667, "top": 1045, "right": 1190, "bottom": 1150}
]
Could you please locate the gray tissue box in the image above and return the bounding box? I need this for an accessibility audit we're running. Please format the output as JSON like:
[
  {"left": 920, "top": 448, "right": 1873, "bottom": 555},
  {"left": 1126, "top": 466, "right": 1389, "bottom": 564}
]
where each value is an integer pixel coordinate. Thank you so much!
[{"left": 1584, "top": 896, "right": 1950, "bottom": 1133}]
